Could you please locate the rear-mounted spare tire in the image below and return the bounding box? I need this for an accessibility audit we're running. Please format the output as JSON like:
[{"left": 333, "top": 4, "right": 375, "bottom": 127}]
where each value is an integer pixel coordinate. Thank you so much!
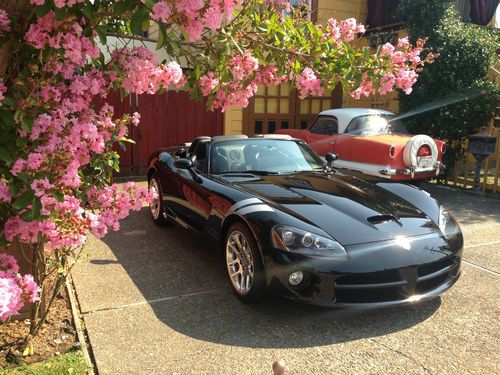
[{"left": 403, "top": 135, "right": 438, "bottom": 169}]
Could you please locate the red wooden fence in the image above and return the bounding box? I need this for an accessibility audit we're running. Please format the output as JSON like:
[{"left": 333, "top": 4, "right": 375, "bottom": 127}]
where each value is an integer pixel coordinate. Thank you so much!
[{"left": 99, "top": 91, "right": 223, "bottom": 176}]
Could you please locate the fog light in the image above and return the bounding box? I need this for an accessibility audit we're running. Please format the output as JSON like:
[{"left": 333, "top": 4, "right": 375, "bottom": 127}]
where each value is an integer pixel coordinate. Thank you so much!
[{"left": 289, "top": 271, "right": 304, "bottom": 286}]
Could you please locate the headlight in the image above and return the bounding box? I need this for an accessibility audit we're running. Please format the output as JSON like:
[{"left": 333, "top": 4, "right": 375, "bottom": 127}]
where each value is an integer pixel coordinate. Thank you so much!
[
  {"left": 271, "top": 225, "right": 346, "bottom": 256},
  {"left": 438, "top": 206, "right": 458, "bottom": 239}
]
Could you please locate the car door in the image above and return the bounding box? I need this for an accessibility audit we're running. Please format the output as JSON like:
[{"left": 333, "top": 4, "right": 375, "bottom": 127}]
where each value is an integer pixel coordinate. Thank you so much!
[
  {"left": 166, "top": 142, "right": 212, "bottom": 231},
  {"left": 306, "top": 116, "right": 339, "bottom": 156}
]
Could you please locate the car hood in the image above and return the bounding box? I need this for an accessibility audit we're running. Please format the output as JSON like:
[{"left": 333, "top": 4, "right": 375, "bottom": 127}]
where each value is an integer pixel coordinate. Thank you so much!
[{"left": 222, "top": 171, "right": 439, "bottom": 245}]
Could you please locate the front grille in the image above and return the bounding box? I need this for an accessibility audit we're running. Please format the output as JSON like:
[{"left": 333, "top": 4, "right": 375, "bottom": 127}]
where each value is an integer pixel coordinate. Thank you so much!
[{"left": 334, "top": 257, "right": 459, "bottom": 304}]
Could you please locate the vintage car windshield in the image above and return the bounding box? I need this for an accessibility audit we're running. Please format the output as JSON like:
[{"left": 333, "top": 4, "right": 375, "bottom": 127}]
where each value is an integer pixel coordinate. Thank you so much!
[
  {"left": 210, "top": 139, "right": 325, "bottom": 174},
  {"left": 345, "top": 115, "right": 408, "bottom": 136}
]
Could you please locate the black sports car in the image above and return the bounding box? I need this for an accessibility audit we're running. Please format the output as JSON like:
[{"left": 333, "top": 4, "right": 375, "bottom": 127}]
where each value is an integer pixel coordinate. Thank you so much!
[{"left": 147, "top": 135, "right": 463, "bottom": 308}]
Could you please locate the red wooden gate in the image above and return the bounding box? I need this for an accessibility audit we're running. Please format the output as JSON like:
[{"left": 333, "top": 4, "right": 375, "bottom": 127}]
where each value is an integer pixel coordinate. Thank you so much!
[{"left": 101, "top": 91, "right": 223, "bottom": 176}]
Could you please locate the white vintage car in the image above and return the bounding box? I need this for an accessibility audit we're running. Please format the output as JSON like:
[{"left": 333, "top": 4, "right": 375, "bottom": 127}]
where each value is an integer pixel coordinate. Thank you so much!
[{"left": 277, "top": 108, "right": 446, "bottom": 181}]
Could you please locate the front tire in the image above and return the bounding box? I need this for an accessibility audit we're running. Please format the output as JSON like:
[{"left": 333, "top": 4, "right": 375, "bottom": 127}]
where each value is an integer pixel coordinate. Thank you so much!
[
  {"left": 225, "top": 223, "right": 267, "bottom": 303},
  {"left": 148, "top": 174, "right": 166, "bottom": 225}
]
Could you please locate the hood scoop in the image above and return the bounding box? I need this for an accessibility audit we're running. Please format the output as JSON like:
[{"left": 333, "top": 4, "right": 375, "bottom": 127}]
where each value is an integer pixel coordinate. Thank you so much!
[{"left": 367, "top": 214, "right": 401, "bottom": 226}]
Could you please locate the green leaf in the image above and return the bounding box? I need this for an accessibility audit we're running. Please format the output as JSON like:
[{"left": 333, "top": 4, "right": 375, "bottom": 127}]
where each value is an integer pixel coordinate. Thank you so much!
[
  {"left": 0, "top": 109, "right": 14, "bottom": 126},
  {"left": 21, "top": 117, "right": 33, "bottom": 132},
  {"left": 13, "top": 191, "right": 35, "bottom": 210},
  {"left": 96, "top": 26, "right": 107, "bottom": 45},
  {"left": 2, "top": 97, "right": 15, "bottom": 107},
  {"left": 307, "top": 22, "right": 316, "bottom": 37},
  {"left": 82, "top": 5, "right": 95, "bottom": 23},
  {"left": 0, "top": 146, "right": 12, "bottom": 163},
  {"left": 130, "top": 7, "right": 148, "bottom": 35},
  {"left": 13, "top": 109, "right": 23, "bottom": 123},
  {"left": 114, "top": 0, "right": 137, "bottom": 16},
  {"left": 156, "top": 24, "right": 166, "bottom": 50},
  {"left": 0, "top": 235, "right": 8, "bottom": 247},
  {"left": 52, "top": 191, "right": 65, "bottom": 202},
  {"left": 15, "top": 173, "right": 30, "bottom": 182},
  {"left": 54, "top": 7, "right": 67, "bottom": 21},
  {"left": 35, "top": 2, "right": 52, "bottom": 17},
  {"left": 363, "top": 47, "right": 369, "bottom": 59},
  {"left": 141, "top": 15, "right": 150, "bottom": 32},
  {"left": 21, "top": 197, "right": 41, "bottom": 222},
  {"left": 16, "top": 137, "right": 28, "bottom": 148}
]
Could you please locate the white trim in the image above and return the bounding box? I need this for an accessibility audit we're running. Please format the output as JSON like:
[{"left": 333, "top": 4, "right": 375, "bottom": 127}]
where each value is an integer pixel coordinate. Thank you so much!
[{"left": 333, "top": 159, "right": 392, "bottom": 179}]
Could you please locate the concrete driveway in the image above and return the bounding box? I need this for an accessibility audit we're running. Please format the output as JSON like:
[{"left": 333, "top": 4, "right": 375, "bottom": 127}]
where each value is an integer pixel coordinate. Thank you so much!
[{"left": 72, "top": 183, "right": 500, "bottom": 374}]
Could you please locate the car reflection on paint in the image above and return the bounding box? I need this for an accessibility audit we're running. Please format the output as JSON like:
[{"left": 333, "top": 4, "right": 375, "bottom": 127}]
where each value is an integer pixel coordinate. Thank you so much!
[{"left": 147, "top": 135, "right": 463, "bottom": 308}]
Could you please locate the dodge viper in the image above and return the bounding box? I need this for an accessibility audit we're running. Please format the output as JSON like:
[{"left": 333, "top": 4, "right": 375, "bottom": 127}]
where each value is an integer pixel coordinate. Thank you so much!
[{"left": 147, "top": 135, "right": 462, "bottom": 308}]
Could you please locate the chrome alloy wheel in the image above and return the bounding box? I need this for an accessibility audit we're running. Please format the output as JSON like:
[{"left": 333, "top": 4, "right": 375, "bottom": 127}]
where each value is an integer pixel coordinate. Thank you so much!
[
  {"left": 226, "top": 230, "right": 254, "bottom": 295},
  {"left": 149, "top": 178, "right": 161, "bottom": 220}
]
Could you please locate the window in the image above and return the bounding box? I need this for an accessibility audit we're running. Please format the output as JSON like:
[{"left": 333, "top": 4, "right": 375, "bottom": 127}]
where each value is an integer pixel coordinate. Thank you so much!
[
  {"left": 192, "top": 142, "right": 208, "bottom": 173},
  {"left": 345, "top": 115, "right": 408, "bottom": 136},
  {"left": 210, "top": 139, "right": 324, "bottom": 174},
  {"left": 366, "top": 0, "right": 403, "bottom": 29},
  {"left": 310, "top": 116, "right": 338, "bottom": 135}
]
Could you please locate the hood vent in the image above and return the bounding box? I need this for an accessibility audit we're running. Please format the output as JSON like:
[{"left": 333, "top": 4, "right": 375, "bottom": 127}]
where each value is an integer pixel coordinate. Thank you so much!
[{"left": 367, "top": 214, "right": 400, "bottom": 225}]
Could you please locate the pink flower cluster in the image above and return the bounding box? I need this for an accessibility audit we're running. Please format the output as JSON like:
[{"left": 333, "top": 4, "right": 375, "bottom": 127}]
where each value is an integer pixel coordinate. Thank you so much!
[
  {"left": 0, "top": 180, "right": 11, "bottom": 202},
  {"left": 25, "top": 12, "right": 99, "bottom": 65},
  {"left": 326, "top": 18, "right": 365, "bottom": 44},
  {"left": 296, "top": 67, "right": 324, "bottom": 99},
  {"left": 0, "top": 80, "right": 6, "bottom": 106},
  {"left": 3, "top": 183, "right": 150, "bottom": 250},
  {"left": 351, "top": 37, "right": 429, "bottom": 98},
  {"left": 0, "top": 254, "right": 39, "bottom": 322},
  {"left": 86, "top": 183, "right": 152, "bottom": 238},
  {"left": 2, "top": 13, "right": 152, "bottom": 256},
  {"left": 30, "top": 0, "right": 84, "bottom": 8},
  {"left": 112, "top": 47, "right": 184, "bottom": 94},
  {"left": 0, "top": 9, "right": 10, "bottom": 35},
  {"left": 150, "top": 0, "right": 245, "bottom": 41},
  {"left": 201, "top": 50, "right": 265, "bottom": 110},
  {"left": 200, "top": 60, "right": 289, "bottom": 111}
]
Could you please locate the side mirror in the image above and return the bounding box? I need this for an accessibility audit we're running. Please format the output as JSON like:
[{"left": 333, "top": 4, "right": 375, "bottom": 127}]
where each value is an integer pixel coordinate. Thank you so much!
[
  {"left": 174, "top": 158, "right": 202, "bottom": 183},
  {"left": 325, "top": 152, "right": 338, "bottom": 166},
  {"left": 174, "top": 158, "right": 193, "bottom": 170}
]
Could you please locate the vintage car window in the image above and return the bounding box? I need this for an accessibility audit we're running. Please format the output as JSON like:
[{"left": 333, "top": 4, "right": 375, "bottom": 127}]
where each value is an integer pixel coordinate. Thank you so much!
[
  {"left": 192, "top": 142, "right": 208, "bottom": 173},
  {"left": 310, "top": 116, "right": 338, "bottom": 135},
  {"left": 210, "top": 139, "right": 324, "bottom": 174},
  {"left": 345, "top": 115, "right": 408, "bottom": 136}
]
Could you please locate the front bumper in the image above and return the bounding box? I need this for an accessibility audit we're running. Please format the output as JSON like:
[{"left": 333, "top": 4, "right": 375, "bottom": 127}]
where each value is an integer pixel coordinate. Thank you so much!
[{"left": 264, "top": 232, "right": 463, "bottom": 309}]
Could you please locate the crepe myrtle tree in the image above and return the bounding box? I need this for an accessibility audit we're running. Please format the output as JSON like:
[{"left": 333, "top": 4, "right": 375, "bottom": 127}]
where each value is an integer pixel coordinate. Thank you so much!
[{"left": 0, "top": 0, "right": 432, "bottom": 347}]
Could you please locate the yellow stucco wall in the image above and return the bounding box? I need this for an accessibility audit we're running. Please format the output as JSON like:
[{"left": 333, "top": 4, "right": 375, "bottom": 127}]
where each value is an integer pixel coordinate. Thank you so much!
[{"left": 224, "top": 0, "right": 404, "bottom": 134}]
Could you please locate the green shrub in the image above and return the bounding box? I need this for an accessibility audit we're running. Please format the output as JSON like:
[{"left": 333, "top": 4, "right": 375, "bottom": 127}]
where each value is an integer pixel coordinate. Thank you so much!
[{"left": 397, "top": 0, "right": 499, "bottom": 171}]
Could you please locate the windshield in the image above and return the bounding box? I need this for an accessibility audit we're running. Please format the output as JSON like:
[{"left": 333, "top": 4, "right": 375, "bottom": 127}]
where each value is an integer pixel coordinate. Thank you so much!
[
  {"left": 345, "top": 115, "right": 408, "bottom": 136},
  {"left": 210, "top": 139, "right": 325, "bottom": 174}
]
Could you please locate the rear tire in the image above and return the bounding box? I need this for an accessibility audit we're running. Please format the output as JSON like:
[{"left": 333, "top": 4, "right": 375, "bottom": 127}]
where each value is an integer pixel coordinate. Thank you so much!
[
  {"left": 148, "top": 173, "right": 166, "bottom": 225},
  {"left": 224, "top": 223, "right": 267, "bottom": 303}
]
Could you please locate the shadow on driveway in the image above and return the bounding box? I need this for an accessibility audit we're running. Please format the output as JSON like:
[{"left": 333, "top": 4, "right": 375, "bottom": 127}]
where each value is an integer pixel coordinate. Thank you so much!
[
  {"left": 96, "top": 207, "right": 442, "bottom": 349},
  {"left": 422, "top": 184, "right": 500, "bottom": 225}
]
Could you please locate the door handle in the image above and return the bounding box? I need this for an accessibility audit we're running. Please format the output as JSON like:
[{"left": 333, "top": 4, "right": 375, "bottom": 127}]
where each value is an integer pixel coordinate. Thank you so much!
[{"left": 329, "top": 141, "right": 335, "bottom": 145}]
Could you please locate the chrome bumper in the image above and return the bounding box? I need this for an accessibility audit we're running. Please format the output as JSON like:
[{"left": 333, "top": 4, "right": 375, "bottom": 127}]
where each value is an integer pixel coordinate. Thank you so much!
[{"left": 379, "top": 162, "right": 446, "bottom": 177}]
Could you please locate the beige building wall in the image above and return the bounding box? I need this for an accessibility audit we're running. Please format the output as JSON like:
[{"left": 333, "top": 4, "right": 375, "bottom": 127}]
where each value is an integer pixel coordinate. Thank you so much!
[
  {"left": 223, "top": 105, "right": 244, "bottom": 135},
  {"left": 224, "top": 0, "right": 404, "bottom": 134}
]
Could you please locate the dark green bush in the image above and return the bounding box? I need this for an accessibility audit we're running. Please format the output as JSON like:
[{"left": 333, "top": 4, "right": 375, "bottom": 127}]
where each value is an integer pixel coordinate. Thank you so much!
[{"left": 397, "top": 0, "right": 499, "bottom": 171}]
